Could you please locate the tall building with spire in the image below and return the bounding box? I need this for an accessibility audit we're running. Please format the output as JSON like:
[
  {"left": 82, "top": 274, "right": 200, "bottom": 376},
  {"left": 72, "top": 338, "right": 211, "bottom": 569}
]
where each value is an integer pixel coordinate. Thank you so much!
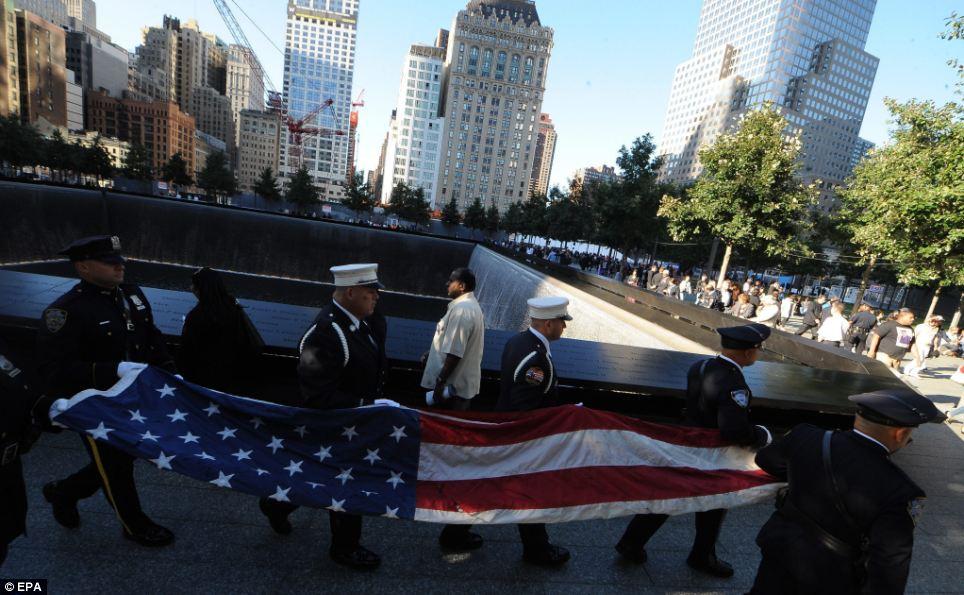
[
  {"left": 436, "top": 0, "right": 554, "bottom": 212},
  {"left": 280, "top": 0, "right": 358, "bottom": 201},
  {"left": 657, "top": 0, "right": 879, "bottom": 212}
]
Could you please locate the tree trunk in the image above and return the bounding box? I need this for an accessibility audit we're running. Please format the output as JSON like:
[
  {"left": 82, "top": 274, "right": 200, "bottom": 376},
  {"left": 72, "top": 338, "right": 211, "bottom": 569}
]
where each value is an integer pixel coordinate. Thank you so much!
[
  {"left": 705, "top": 237, "right": 719, "bottom": 276},
  {"left": 949, "top": 292, "right": 963, "bottom": 330},
  {"left": 925, "top": 286, "right": 941, "bottom": 319},
  {"left": 716, "top": 243, "right": 733, "bottom": 287},
  {"left": 852, "top": 254, "right": 877, "bottom": 307}
]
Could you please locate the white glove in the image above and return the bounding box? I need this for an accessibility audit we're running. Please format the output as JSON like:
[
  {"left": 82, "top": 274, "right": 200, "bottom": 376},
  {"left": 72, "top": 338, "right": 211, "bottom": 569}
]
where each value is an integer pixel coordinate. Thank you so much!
[
  {"left": 425, "top": 386, "right": 452, "bottom": 407},
  {"left": 116, "top": 361, "right": 147, "bottom": 378},
  {"left": 374, "top": 398, "right": 401, "bottom": 408}
]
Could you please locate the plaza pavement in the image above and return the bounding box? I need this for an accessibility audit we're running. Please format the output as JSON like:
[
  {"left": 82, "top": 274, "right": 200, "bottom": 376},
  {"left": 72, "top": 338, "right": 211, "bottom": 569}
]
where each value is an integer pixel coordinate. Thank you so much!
[{"left": 3, "top": 343, "right": 963, "bottom": 594}]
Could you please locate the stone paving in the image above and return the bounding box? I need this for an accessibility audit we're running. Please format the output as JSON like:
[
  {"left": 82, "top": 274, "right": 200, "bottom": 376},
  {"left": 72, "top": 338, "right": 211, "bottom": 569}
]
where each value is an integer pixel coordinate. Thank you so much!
[{"left": 3, "top": 353, "right": 963, "bottom": 594}]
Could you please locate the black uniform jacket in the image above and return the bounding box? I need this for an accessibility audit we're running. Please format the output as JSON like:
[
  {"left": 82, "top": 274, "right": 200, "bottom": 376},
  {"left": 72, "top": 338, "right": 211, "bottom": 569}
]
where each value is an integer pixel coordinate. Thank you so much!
[
  {"left": 684, "top": 355, "right": 769, "bottom": 448},
  {"left": 297, "top": 303, "right": 388, "bottom": 410},
  {"left": 37, "top": 281, "right": 175, "bottom": 397},
  {"left": 496, "top": 329, "right": 558, "bottom": 412},
  {"left": 754, "top": 424, "right": 924, "bottom": 595}
]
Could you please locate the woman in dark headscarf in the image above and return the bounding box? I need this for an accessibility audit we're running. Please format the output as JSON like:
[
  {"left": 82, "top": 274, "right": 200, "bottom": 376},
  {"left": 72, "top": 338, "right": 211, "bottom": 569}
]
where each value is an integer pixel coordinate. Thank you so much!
[{"left": 178, "top": 267, "right": 264, "bottom": 394}]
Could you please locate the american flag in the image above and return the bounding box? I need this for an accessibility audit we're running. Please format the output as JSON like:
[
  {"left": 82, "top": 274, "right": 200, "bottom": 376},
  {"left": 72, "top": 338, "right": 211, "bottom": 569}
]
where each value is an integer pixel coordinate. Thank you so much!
[{"left": 49, "top": 366, "right": 782, "bottom": 524}]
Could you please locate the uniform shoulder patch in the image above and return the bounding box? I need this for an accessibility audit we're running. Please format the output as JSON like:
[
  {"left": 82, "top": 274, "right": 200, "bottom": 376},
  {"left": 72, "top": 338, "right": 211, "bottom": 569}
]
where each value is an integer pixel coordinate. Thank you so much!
[
  {"left": 907, "top": 497, "right": 925, "bottom": 526},
  {"left": 0, "top": 355, "right": 20, "bottom": 378},
  {"left": 730, "top": 389, "right": 749, "bottom": 408},
  {"left": 524, "top": 367, "right": 545, "bottom": 385},
  {"left": 44, "top": 308, "right": 68, "bottom": 333}
]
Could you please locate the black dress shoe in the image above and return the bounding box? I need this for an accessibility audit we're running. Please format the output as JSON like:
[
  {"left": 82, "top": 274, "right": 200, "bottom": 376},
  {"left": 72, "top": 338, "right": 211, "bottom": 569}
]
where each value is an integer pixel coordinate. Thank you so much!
[
  {"left": 686, "top": 553, "right": 734, "bottom": 578},
  {"left": 523, "top": 544, "right": 571, "bottom": 566},
  {"left": 123, "top": 523, "right": 175, "bottom": 547},
  {"left": 330, "top": 545, "right": 381, "bottom": 570},
  {"left": 615, "top": 541, "right": 647, "bottom": 564},
  {"left": 259, "top": 498, "right": 292, "bottom": 535},
  {"left": 43, "top": 481, "right": 80, "bottom": 529},
  {"left": 439, "top": 529, "right": 484, "bottom": 551}
]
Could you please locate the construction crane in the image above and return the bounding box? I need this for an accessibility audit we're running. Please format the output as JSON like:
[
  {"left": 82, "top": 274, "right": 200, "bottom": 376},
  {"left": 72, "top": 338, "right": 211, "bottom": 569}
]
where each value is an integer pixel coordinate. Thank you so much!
[
  {"left": 211, "top": 0, "right": 344, "bottom": 168},
  {"left": 347, "top": 89, "right": 365, "bottom": 180}
]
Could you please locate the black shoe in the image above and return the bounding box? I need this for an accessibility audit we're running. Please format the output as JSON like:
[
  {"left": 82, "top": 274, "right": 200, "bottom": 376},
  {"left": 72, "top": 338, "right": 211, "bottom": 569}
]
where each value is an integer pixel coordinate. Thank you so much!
[
  {"left": 123, "top": 523, "right": 175, "bottom": 547},
  {"left": 523, "top": 544, "right": 571, "bottom": 566},
  {"left": 259, "top": 498, "right": 292, "bottom": 535},
  {"left": 330, "top": 545, "right": 381, "bottom": 570},
  {"left": 439, "top": 529, "right": 484, "bottom": 551},
  {"left": 615, "top": 541, "right": 647, "bottom": 564},
  {"left": 43, "top": 481, "right": 80, "bottom": 529},
  {"left": 686, "top": 553, "right": 734, "bottom": 578}
]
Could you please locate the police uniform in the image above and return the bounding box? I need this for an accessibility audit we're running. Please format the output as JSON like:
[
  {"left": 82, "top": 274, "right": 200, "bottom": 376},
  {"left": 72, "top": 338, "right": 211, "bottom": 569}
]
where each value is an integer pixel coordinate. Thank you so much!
[
  {"left": 36, "top": 236, "right": 176, "bottom": 547},
  {"left": 748, "top": 389, "right": 945, "bottom": 595},
  {"left": 0, "top": 339, "right": 46, "bottom": 566},
  {"left": 496, "top": 296, "right": 571, "bottom": 566},
  {"left": 259, "top": 263, "right": 387, "bottom": 570},
  {"left": 616, "top": 323, "right": 773, "bottom": 577}
]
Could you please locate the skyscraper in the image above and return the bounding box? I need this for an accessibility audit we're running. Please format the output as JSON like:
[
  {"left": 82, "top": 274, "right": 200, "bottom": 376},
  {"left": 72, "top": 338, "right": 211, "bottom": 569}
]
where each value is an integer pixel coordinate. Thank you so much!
[
  {"left": 657, "top": 0, "right": 879, "bottom": 211},
  {"left": 436, "top": 0, "right": 554, "bottom": 212},
  {"left": 380, "top": 41, "right": 446, "bottom": 208},
  {"left": 1, "top": 0, "right": 20, "bottom": 117},
  {"left": 280, "top": 0, "right": 358, "bottom": 201},
  {"left": 16, "top": 9, "right": 67, "bottom": 129},
  {"left": 528, "top": 112, "right": 556, "bottom": 196},
  {"left": 225, "top": 45, "right": 265, "bottom": 142}
]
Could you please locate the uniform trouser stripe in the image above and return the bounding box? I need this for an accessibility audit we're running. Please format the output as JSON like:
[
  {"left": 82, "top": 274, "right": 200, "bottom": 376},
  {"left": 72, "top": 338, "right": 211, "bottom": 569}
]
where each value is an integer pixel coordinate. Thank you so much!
[{"left": 85, "top": 436, "right": 133, "bottom": 534}]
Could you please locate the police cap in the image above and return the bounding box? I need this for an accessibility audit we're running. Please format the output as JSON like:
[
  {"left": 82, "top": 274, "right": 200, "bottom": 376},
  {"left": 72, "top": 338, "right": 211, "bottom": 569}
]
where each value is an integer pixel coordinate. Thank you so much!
[
  {"left": 717, "top": 323, "right": 770, "bottom": 349},
  {"left": 58, "top": 235, "right": 124, "bottom": 264},
  {"left": 849, "top": 388, "right": 946, "bottom": 427}
]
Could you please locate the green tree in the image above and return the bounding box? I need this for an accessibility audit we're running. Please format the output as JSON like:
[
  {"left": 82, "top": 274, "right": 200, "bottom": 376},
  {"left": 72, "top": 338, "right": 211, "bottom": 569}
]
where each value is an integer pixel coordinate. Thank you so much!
[
  {"left": 838, "top": 99, "right": 964, "bottom": 316},
  {"left": 285, "top": 166, "right": 319, "bottom": 213},
  {"left": 546, "top": 189, "right": 588, "bottom": 249},
  {"left": 484, "top": 200, "right": 500, "bottom": 235},
  {"left": 162, "top": 152, "right": 193, "bottom": 190},
  {"left": 341, "top": 171, "right": 374, "bottom": 218},
  {"left": 253, "top": 166, "right": 281, "bottom": 202},
  {"left": 123, "top": 142, "right": 153, "bottom": 181},
  {"left": 941, "top": 12, "right": 963, "bottom": 87},
  {"left": 84, "top": 136, "right": 114, "bottom": 182},
  {"left": 658, "top": 103, "right": 817, "bottom": 284},
  {"left": 440, "top": 196, "right": 462, "bottom": 225},
  {"left": 0, "top": 116, "right": 41, "bottom": 173},
  {"left": 386, "top": 182, "right": 431, "bottom": 226},
  {"left": 501, "top": 201, "right": 525, "bottom": 238},
  {"left": 41, "top": 131, "right": 71, "bottom": 182},
  {"left": 520, "top": 191, "right": 548, "bottom": 241},
  {"left": 464, "top": 197, "right": 486, "bottom": 234},
  {"left": 197, "top": 150, "right": 237, "bottom": 203}
]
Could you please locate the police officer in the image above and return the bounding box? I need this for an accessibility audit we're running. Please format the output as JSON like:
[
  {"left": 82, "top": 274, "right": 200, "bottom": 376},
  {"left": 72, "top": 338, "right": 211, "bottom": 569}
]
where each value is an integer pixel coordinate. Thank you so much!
[
  {"left": 0, "top": 339, "right": 47, "bottom": 566},
  {"left": 748, "top": 388, "right": 944, "bottom": 594},
  {"left": 37, "top": 236, "right": 176, "bottom": 547},
  {"left": 258, "top": 263, "right": 388, "bottom": 570},
  {"left": 497, "top": 296, "right": 572, "bottom": 566},
  {"left": 616, "top": 323, "right": 773, "bottom": 577}
]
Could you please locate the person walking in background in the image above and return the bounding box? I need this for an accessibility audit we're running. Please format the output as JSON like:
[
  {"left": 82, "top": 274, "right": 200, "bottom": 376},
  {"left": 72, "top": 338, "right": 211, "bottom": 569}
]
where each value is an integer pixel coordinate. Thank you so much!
[
  {"left": 178, "top": 267, "right": 264, "bottom": 394},
  {"left": 796, "top": 295, "right": 825, "bottom": 339},
  {"left": 751, "top": 294, "right": 780, "bottom": 328},
  {"left": 778, "top": 294, "right": 795, "bottom": 328},
  {"left": 817, "top": 302, "right": 850, "bottom": 347},
  {"left": 847, "top": 303, "right": 878, "bottom": 355},
  {"left": 679, "top": 275, "right": 693, "bottom": 299}
]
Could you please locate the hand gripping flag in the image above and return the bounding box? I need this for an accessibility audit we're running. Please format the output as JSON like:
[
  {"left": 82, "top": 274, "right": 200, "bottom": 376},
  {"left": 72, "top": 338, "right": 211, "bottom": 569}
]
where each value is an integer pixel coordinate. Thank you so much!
[{"left": 49, "top": 366, "right": 782, "bottom": 524}]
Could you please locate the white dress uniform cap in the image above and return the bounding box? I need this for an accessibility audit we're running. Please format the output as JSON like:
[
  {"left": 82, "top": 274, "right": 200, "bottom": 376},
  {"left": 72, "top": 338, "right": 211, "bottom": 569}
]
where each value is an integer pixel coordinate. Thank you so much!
[
  {"left": 330, "top": 263, "right": 384, "bottom": 288},
  {"left": 527, "top": 296, "right": 573, "bottom": 321}
]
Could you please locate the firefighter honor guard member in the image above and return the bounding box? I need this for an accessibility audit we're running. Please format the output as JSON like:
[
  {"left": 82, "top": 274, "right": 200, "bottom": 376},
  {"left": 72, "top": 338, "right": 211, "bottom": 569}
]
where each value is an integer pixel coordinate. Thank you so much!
[
  {"left": 616, "top": 323, "right": 773, "bottom": 577},
  {"left": 748, "top": 388, "right": 945, "bottom": 595},
  {"left": 258, "top": 263, "right": 388, "bottom": 570},
  {"left": 497, "top": 296, "right": 572, "bottom": 566},
  {"left": 37, "top": 236, "right": 177, "bottom": 547}
]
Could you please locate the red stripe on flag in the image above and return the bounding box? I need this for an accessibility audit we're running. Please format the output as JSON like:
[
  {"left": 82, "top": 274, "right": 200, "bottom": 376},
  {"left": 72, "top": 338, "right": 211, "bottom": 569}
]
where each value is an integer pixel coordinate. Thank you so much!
[
  {"left": 419, "top": 405, "right": 734, "bottom": 449},
  {"left": 415, "top": 465, "right": 777, "bottom": 513}
]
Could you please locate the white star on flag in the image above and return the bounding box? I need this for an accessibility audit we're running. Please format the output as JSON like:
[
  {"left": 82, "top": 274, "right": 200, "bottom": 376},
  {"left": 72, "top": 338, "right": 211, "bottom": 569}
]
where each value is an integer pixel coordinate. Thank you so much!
[
  {"left": 151, "top": 451, "right": 176, "bottom": 470},
  {"left": 267, "top": 436, "right": 285, "bottom": 454},
  {"left": 342, "top": 426, "right": 359, "bottom": 441},
  {"left": 307, "top": 482, "right": 324, "bottom": 489},
  {"left": 390, "top": 425, "right": 407, "bottom": 443},
  {"left": 314, "top": 445, "right": 332, "bottom": 463},
  {"left": 335, "top": 468, "right": 354, "bottom": 485},
  {"left": 210, "top": 471, "right": 234, "bottom": 488},
  {"left": 88, "top": 422, "right": 114, "bottom": 440},
  {"left": 195, "top": 451, "right": 216, "bottom": 461},
  {"left": 140, "top": 430, "right": 160, "bottom": 442},
  {"left": 383, "top": 506, "right": 399, "bottom": 519},
  {"left": 156, "top": 384, "right": 176, "bottom": 398},
  {"left": 327, "top": 498, "right": 346, "bottom": 512},
  {"left": 361, "top": 490, "right": 378, "bottom": 497},
  {"left": 363, "top": 449, "right": 381, "bottom": 465},
  {"left": 250, "top": 416, "right": 265, "bottom": 429},
  {"left": 255, "top": 468, "right": 269, "bottom": 476},
  {"left": 268, "top": 486, "right": 290, "bottom": 502},
  {"left": 216, "top": 427, "right": 237, "bottom": 441},
  {"left": 294, "top": 425, "right": 308, "bottom": 438},
  {"left": 231, "top": 449, "right": 252, "bottom": 461},
  {"left": 203, "top": 403, "right": 220, "bottom": 417},
  {"left": 387, "top": 470, "right": 405, "bottom": 489},
  {"left": 166, "top": 409, "right": 188, "bottom": 422},
  {"left": 284, "top": 459, "right": 304, "bottom": 477},
  {"left": 178, "top": 432, "right": 200, "bottom": 444},
  {"left": 128, "top": 410, "right": 147, "bottom": 423}
]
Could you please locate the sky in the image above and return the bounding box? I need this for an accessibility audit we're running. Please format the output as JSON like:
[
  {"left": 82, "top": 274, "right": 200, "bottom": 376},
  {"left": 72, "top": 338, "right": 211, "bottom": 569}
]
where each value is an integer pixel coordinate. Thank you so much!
[{"left": 98, "top": 0, "right": 960, "bottom": 190}]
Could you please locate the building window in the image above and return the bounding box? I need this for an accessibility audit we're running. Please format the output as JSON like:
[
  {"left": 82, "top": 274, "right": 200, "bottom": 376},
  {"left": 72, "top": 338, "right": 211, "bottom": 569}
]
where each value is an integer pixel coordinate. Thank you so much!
[{"left": 495, "top": 51, "right": 506, "bottom": 80}]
